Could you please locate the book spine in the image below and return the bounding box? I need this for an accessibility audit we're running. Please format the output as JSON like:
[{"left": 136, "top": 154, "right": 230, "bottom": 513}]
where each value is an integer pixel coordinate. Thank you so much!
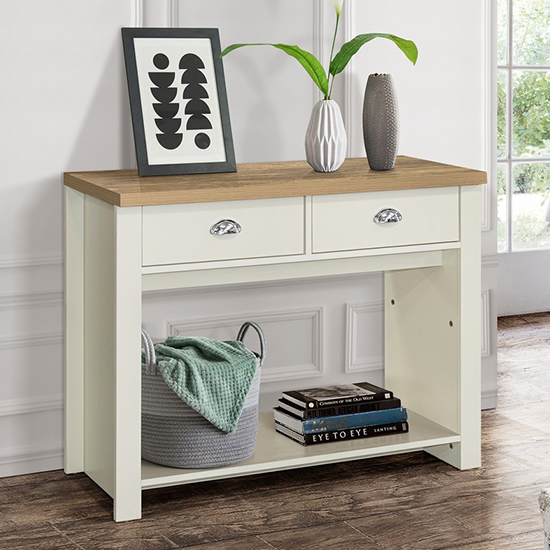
[
  {"left": 277, "top": 422, "right": 409, "bottom": 445},
  {"left": 283, "top": 391, "right": 393, "bottom": 410},
  {"left": 301, "top": 408, "right": 407, "bottom": 434},
  {"left": 313, "top": 392, "right": 393, "bottom": 408},
  {"left": 301, "top": 398, "right": 402, "bottom": 419}
]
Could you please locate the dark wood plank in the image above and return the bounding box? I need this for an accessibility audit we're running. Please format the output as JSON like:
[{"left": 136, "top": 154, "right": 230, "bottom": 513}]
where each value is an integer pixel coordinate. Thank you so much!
[
  {"left": 51, "top": 517, "right": 177, "bottom": 550},
  {"left": 348, "top": 506, "right": 480, "bottom": 550},
  {"left": 0, "top": 520, "right": 79, "bottom": 550},
  {"left": 0, "top": 472, "right": 112, "bottom": 524},
  {"left": 451, "top": 530, "right": 544, "bottom": 550},
  {"left": 173, "top": 536, "right": 275, "bottom": 550},
  {"left": 260, "top": 522, "right": 381, "bottom": 550}
]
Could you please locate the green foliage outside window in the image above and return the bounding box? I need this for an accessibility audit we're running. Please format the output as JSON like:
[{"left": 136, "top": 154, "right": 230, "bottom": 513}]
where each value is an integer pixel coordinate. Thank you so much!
[
  {"left": 498, "top": 0, "right": 550, "bottom": 250},
  {"left": 499, "top": 0, "right": 550, "bottom": 196}
]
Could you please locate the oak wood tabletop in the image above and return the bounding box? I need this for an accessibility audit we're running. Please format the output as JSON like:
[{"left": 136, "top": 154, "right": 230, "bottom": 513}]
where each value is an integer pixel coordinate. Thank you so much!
[{"left": 64, "top": 156, "right": 487, "bottom": 207}]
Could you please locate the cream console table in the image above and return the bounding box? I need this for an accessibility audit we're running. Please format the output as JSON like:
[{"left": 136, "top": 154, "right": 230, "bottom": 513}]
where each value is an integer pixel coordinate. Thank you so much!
[{"left": 64, "top": 156, "right": 486, "bottom": 521}]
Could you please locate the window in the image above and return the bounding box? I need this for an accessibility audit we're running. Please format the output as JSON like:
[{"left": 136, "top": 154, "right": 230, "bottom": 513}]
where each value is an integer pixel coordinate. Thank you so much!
[{"left": 497, "top": 0, "right": 550, "bottom": 252}]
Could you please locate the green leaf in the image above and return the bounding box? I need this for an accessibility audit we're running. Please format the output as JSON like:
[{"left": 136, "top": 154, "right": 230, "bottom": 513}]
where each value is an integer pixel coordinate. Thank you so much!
[
  {"left": 330, "top": 34, "right": 418, "bottom": 76},
  {"left": 221, "top": 43, "right": 329, "bottom": 97}
]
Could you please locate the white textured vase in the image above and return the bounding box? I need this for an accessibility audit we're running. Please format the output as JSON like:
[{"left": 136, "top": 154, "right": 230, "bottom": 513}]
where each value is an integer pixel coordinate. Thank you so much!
[{"left": 305, "top": 99, "right": 347, "bottom": 172}]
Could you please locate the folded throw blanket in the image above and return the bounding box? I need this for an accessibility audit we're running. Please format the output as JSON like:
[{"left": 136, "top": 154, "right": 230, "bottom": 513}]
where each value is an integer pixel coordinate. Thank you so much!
[{"left": 152, "top": 336, "right": 258, "bottom": 433}]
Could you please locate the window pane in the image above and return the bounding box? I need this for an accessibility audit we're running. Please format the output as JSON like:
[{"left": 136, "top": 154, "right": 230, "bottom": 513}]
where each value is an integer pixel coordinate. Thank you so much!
[
  {"left": 498, "top": 70, "right": 507, "bottom": 158},
  {"left": 513, "top": 0, "right": 550, "bottom": 65},
  {"left": 497, "top": 163, "right": 508, "bottom": 252},
  {"left": 498, "top": 0, "right": 508, "bottom": 65},
  {"left": 512, "top": 162, "right": 550, "bottom": 249},
  {"left": 512, "top": 71, "right": 550, "bottom": 157}
]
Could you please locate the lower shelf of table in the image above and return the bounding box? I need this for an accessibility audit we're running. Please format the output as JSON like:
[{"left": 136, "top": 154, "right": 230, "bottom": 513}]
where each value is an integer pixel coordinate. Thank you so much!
[{"left": 141, "top": 410, "right": 460, "bottom": 490}]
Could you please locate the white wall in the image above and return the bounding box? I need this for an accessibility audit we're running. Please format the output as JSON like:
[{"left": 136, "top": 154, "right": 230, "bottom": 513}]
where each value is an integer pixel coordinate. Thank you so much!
[{"left": 0, "top": 0, "right": 496, "bottom": 477}]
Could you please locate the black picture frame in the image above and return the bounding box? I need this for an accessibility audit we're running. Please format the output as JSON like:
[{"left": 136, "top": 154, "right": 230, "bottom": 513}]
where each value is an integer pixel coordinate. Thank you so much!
[{"left": 122, "top": 28, "right": 236, "bottom": 177}]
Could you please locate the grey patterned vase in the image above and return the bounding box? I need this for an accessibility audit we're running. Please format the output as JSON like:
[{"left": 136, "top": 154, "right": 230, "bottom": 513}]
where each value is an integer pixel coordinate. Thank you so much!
[
  {"left": 363, "top": 74, "right": 399, "bottom": 171},
  {"left": 305, "top": 99, "right": 347, "bottom": 172}
]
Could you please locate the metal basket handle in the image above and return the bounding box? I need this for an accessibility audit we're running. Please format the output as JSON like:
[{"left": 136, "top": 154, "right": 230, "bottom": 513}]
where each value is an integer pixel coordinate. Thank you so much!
[
  {"left": 236, "top": 321, "right": 266, "bottom": 367},
  {"left": 141, "top": 330, "right": 157, "bottom": 375}
]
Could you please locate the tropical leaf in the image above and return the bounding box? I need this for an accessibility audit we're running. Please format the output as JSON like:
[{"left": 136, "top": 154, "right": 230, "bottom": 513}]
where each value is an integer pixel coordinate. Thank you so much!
[
  {"left": 221, "top": 43, "right": 329, "bottom": 97},
  {"left": 330, "top": 34, "right": 418, "bottom": 76}
]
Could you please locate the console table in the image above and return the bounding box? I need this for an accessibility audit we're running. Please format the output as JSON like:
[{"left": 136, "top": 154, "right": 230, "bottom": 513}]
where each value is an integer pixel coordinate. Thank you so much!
[{"left": 64, "top": 156, "right": 486, "bottom": 521}]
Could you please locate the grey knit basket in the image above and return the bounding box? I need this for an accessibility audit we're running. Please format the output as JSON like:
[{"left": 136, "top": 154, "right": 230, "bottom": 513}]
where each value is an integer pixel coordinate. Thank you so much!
[{"left": 141, "top": 322, "right": 265, "bottom": 469}]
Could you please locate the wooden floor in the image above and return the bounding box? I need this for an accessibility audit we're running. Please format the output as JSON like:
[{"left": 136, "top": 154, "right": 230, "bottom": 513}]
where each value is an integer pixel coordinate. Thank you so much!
[{"left": 1, "top": 313, "right": 550, "bottom": 549}]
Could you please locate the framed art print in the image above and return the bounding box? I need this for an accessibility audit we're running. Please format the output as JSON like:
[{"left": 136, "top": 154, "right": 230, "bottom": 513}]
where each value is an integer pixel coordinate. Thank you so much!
[{"left": 122, "top": 28, "right": 236, "bottom": 176}]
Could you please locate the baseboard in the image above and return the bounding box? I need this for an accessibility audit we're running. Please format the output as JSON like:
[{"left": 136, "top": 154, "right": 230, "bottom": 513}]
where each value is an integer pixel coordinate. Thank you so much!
[
  {"left": 481, "top": 387, "right": 497, "bottom": 410},
  {"left": 0, "top": 443, "right": 63, "bottom": 478}
]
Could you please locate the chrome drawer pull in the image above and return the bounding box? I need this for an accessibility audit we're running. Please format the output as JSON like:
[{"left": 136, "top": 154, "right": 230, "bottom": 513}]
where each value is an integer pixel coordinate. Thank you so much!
[
  {"left": 210, "top": 219, "right": 242, "bottom": 235},
  {"left": 373, "top": 208, "right": 402, "bottom": 224}
]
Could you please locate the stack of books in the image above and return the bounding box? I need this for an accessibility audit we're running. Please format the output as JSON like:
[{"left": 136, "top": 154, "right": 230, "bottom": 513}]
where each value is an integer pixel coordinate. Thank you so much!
[{"left": 273, "top": 381, "right": 408, "bottom": 446}]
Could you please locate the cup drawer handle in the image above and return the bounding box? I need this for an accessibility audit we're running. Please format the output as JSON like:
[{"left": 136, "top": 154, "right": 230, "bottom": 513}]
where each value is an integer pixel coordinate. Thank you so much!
[
  {"left": 210, "top": 219, "right": 242, "bottom": 235},
  {"left": 373, "top": 208, "right": 403, "bottom": 224}
]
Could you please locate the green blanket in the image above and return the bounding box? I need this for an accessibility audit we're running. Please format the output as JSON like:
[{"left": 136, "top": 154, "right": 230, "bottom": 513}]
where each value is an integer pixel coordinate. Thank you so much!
[{"left": 152, "top": 336, "right": 258, "bottom": 433}]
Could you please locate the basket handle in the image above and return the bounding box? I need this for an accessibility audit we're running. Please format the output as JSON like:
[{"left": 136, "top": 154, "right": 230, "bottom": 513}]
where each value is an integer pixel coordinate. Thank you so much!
[
  {"left": 236, "top": 321, "right": 266, "bottom": 367},
  {"left": 141, "top": 330, "right": 157, "bottom": 374}
]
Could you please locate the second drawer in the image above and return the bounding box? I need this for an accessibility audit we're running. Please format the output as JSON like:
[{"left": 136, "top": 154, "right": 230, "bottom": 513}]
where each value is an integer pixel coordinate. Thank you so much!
[
  {"left": 142, "top": 197, "right": 305, "bottom": 266},
  {"left": 312, "top": 187, "right": 459, "bottom": 253}
]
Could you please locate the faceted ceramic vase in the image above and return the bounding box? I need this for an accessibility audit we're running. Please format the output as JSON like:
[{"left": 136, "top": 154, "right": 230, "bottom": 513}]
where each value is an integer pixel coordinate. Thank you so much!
[
  {"left": 305, "top": 99, "right": 347, "bottom": 172},
  {"left": 363, "top": 73, "right": 399, "bottom": 171}
]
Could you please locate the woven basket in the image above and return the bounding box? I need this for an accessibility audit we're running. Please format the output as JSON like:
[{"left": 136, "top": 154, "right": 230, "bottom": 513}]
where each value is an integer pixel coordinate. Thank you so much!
[{"left": 141, "top": 322, "right": 265, "bottom": 469}]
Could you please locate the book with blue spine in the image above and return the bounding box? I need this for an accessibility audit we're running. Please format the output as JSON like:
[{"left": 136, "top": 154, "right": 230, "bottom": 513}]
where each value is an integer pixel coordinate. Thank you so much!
[
  {"left": 277, "top": 396, "right": 402, "bottom": 419},
  {"left": 273, "top": 406, "right": 408, "bottom": 435}
]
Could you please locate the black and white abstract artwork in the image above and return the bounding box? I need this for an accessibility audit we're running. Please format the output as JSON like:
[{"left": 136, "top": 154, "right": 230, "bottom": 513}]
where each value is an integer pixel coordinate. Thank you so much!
[{"left": 122, "top": 28, "right": 236, "bottom": 176}]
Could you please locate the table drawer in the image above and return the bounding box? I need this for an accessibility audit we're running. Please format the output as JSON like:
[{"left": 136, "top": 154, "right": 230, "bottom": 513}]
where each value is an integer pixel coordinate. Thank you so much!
[
  {"left": 312, "top": 187, "right": 459, "bottom": 253},
  {"left": 142, "top": 197, "right": 304, "bottom": 266}
]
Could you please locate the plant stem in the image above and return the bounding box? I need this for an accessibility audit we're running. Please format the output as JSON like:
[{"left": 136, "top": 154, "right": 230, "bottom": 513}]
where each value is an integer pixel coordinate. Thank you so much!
[
  {"left": 327, "top": 72, "right": 335, "bottom": 100},
  {"left": 326, "top": 10, "right": 341, "bottom": 99}
]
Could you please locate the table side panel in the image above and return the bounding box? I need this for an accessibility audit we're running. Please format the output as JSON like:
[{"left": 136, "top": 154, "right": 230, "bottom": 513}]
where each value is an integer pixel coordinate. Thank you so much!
[
  {"left": 385, "top": 250, "right": 460, "bottom": 434},
  {"left": 428, "top": 185, "right": 482, "bottom": 469},
  {"left": 83, "top": 196, "right": 117, "bottom": 498},
  {"left": 113, "top": 206, "right": 143, "bottom": 522},
  {"left": 64, "top": 187, "right": 85, "bottom": 474}
]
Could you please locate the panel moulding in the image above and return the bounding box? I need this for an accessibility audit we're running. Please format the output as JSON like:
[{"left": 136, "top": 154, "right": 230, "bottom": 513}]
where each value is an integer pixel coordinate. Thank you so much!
[
  {"left": 0, "top": 254, "right": 63, "bottom": 270},
  {"left": 132, "top": 0, "right": 143, "bottom": 27},
  {"left": 0, "top": 395, "right": 63, "bottom": 418},
  {"left": 168, "top": 0, "right": 179, "bottom": 27},
  {"left": 481, "top": 290, "right": 491, "bottom": 357},
  {"left": 345, "top": 301, "right": 384, "bottom": 373},
  {"left": 483, "top": 0, "right": 495, "bottom": 233},
  {"left": 166, "top": 307, "right": 324, "bottom": 383},
  {"left": 481, "top": 254, "right": 498, "bottom": 270},
  {"left": 312, "top": 0, "right": 325, "bottom": 105},
  {"left": 0, "top": 291, "right": 63, "bottom": 312},
  {"left": 0, "top": 332, "right": 62, "bottom": 351},
  {"left": 343, "top": 0, "right": 356, "bottom": 158},
  {"left": 141, "top": 0, "right": 170, "bottom": 28},
  {"left": 481, "top": 178, "right": 491, "bottom": 232}
]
